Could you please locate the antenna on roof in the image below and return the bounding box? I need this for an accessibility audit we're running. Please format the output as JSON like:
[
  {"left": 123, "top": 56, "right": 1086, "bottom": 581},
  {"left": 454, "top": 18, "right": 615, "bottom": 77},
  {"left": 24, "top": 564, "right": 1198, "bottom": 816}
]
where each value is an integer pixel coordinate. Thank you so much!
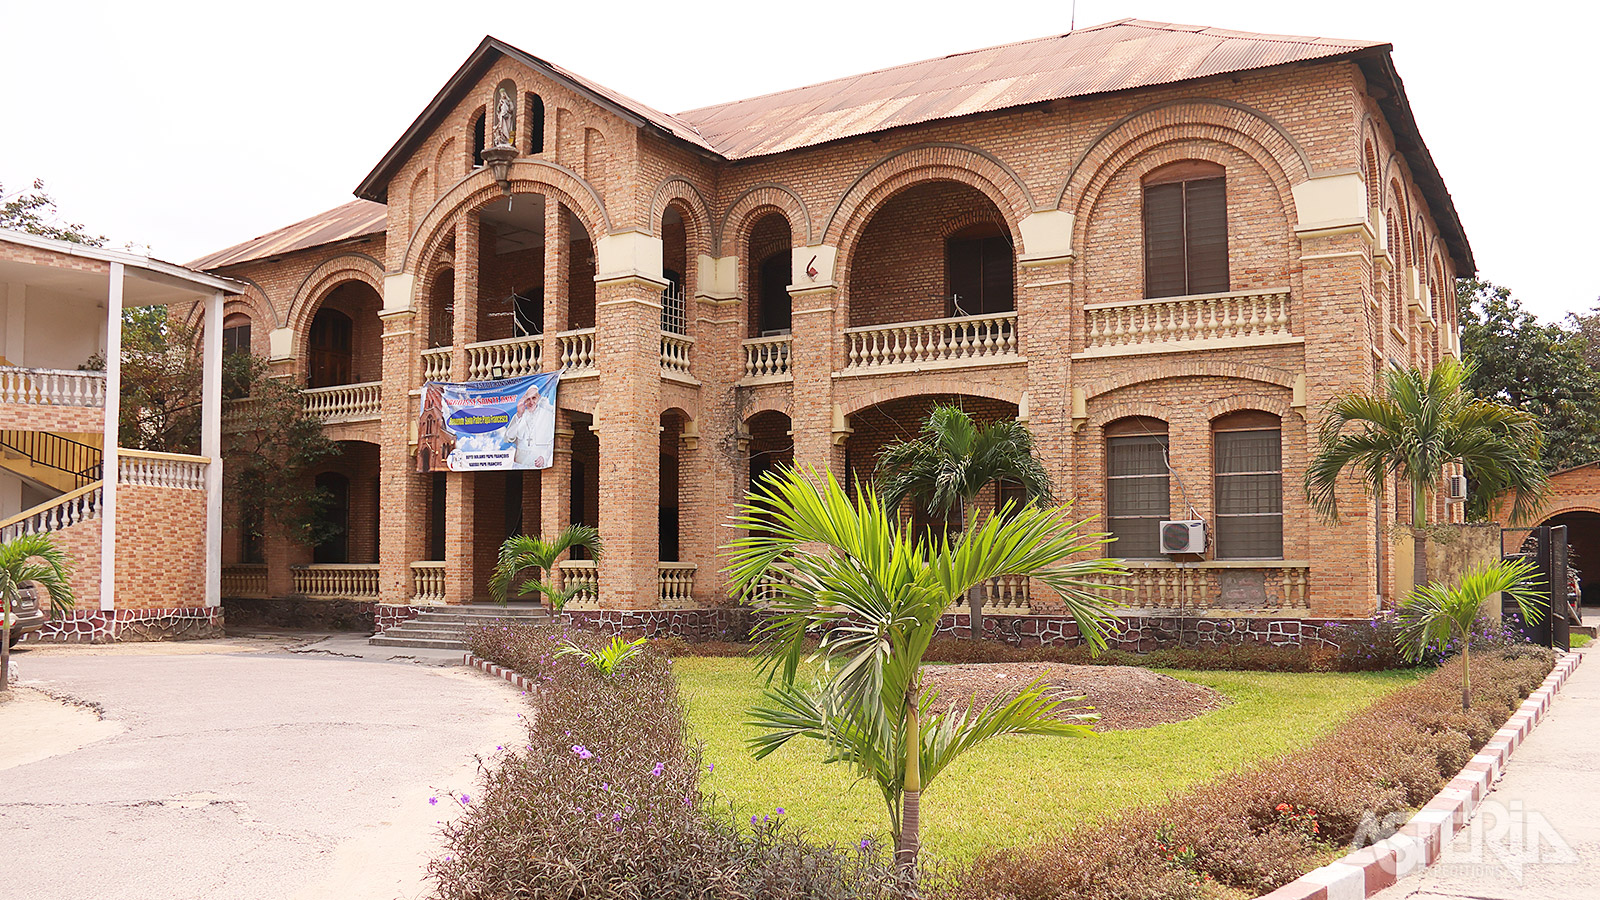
[{"left": 1070, "top": 0, "right": 1076, "bottom": 31}]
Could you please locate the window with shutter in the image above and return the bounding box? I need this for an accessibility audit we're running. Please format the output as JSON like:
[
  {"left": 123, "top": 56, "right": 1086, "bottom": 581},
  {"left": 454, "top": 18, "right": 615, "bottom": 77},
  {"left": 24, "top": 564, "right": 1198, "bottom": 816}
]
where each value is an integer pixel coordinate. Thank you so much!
[
  {"left": 945, "top": 224, "right": 1014, "bottom": 316},
  {"left": 1212, "top": 411, "right": 1283, "bottom": 559},
  {"left": 1143, "top": 161, "right": 1229, "bottom": 298},
  {"left": 1105, "top": 417, "right": 1170, "bottom": 559}
]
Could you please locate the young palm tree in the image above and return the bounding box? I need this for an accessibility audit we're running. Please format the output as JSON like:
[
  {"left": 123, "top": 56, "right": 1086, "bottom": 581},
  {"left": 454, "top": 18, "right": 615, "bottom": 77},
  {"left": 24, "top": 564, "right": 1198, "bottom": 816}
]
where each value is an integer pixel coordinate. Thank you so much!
[
  {"left": 728, "top": 467, "right": 1124, "bottom": 883},
  {"left": 1305, "top": 357, "right": 1546, "bottom": 589},
  {"left": 0, "top": 532, "right": 75, "bottom": 695},
  {"left": 875, "top": 404, "right": 1053, "bottom": 638},
  {"left": 487, "top": 525, "right": 602, "bottom": 611},
  {"left": 1395, "top": 557, "right": 1545, "bottom": 710}
]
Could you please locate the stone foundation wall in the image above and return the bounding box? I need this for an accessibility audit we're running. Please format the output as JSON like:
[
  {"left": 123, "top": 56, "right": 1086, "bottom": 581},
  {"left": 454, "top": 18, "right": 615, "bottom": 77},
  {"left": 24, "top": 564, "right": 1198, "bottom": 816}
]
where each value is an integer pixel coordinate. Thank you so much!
[
  {"left": 223, "top": 598, "right": 376, "bottom": 632},
  {"left": 374, "top": 604, "right": 423, "bottom": 631},
  {"left": 560, "top": 607, "right": 754, "bottom": 642},
  {"left": 18, "top": 606, "right": 224, "bottom": 644}
]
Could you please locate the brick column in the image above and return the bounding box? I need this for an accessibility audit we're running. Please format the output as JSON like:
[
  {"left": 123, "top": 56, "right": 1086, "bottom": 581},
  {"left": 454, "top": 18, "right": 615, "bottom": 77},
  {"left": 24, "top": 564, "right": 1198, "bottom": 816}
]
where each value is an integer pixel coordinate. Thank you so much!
[
  {"left": 682, "top": 293, "right": 743, "bottom": 606},
  {"left": 538, "top": 413, "right": 574, "bottom": 544},
  {"left": 444, "top": 211, "right": 480, "bottom": 605},
  {"left": 788, "top": 284, "right": 843, "bottom": 479},
  {"left": 1019, "top": 258, "right": 1075, "bottom": 494},
  {"left": 594, "top": 275, "right": 664, "bottom": 609},
  {"left": 542, "top": 200, "right": 570, "bottom": 364},
  {"left": 378, "top": 307, "right": 427, "bottom": 605}
]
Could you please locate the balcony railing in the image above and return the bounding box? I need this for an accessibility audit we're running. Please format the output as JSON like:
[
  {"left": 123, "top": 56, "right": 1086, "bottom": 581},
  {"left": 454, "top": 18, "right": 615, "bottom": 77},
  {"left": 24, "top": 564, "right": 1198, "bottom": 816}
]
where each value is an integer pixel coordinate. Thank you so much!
[
  {"left": 421, "top": 347, "right": 452, "bottom": 382},
  {"left": 302, "top": 381, "right": 382, "bottom": 424},
  {"left": 0, "top": 366, "right": 106, "bottom": 408},
  {"left": 660, "top": 333, "right": 693, "bottom": 379},
  {"left": 556, "top": 559, "right": 599, "bottom": 608},
  {"left": 221, "top": 564, "right": 269, "bottom": 599},
  {"left": 411, "top": 561, "right": 446, "bottom": 603},
  {"left": 292, "top": 563, "right": 379, "bottom": 599},
  {"left": 0, "top": 482, "right": 102, "bottom": 544},
  {"left": 844, "top": 311, "right": 1018, "bottom": 371},
  {"left": 658, "top": 563, "right": 696, "bottom": 605},
  {"left": 118, "top": 449, "right": 208, "bottom": 491},
  {"left": 948, "top": 574, "right": 1033, "bottom": 614},
  {"left": 558, "top": 328, "right": 597, "bottom": 375},
  {"left": 466, "top": 335, "right": 542, "bottom": 381},
  {"left": 1088, "top": 561, "right": 1311, "bottom": 609},
  {"left": 742, "top": 335, "right": 792, "bottom": 381},
  {"left": 1081, "top": 288, "right": 1293, "bottom": 355}
]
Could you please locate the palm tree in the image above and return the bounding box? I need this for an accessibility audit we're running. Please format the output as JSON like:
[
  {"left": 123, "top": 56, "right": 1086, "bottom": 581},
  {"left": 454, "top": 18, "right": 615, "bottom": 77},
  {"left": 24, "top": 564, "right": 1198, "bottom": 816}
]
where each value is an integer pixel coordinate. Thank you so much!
[
  {"left": 875, "top": 404, "right": 1053, "bottom": 638},
  {"left": 1305, "top": 357, "right": 1546, "bottom": 590},
  {"left": 0, "top": 532, "right": 75, "bottom": 695},
  {"left": 727, "top": 467, "right": 1124, "bottom": 883},
  {"left": 487, "top": 525, "right": 603, "bottom": 611},
  {"left": 1395, "top": 557, "right": 1545, "bottom": 710}
]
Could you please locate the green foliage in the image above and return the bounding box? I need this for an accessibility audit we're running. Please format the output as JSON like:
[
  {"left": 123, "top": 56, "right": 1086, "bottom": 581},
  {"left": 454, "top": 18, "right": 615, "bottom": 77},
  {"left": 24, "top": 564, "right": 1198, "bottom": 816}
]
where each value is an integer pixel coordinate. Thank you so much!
[
  {"left": 875, "top": 404, "right": 1052, "bottom": 532},
  {"left": 555, "top": 634, "right": 649, "bottom": 675},
  {"left": 1395, "top": 557, "right": 1546, "bottom": 709},
  {"left": 1459, "top": 278, "right": 1600, "bottom": 472},
  {"left": 0, "top": 179, "right": 105, "bottom": 246},
  {"left": 0, "top": 532, "right": 76, "bottom": 693},
  {"left": 1305, "top": 356, "right": 1548, "bottom": 526},
  {"left": 86, "top": 310, "right": 206, "bottom": 453},
  {"left": 488, "top": 525, "right": 603, "bottom": 610}
]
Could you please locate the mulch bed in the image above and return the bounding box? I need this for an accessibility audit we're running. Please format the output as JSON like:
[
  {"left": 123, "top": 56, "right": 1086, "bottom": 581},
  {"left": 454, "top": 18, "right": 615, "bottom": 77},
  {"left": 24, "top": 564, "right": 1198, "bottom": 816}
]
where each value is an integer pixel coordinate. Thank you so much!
[{"left": 920, "top": 662, "right": 1224, "bottom": 730}]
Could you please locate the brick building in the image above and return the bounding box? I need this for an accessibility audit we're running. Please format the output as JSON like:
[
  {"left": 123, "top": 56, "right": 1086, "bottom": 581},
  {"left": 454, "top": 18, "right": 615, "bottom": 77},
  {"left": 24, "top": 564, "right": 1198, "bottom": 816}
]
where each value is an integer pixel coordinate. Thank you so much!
[{"left": 192, "top": 19, "right": 1472, "bottom": 635}]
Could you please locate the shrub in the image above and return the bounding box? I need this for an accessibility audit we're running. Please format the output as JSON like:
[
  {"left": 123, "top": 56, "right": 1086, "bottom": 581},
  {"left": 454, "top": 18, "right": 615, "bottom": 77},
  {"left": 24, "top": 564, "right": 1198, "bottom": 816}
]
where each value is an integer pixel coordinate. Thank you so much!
[{"left": 918, "top": 635, "right": 1317, "bottom": 672}]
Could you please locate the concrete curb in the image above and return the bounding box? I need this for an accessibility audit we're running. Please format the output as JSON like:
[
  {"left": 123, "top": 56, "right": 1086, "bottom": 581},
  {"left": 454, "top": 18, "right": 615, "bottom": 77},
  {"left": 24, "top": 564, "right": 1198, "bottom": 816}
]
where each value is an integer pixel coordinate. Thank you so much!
[
  {"left": 462, "top": 652, "right": 539, "bottom": 693},
  {"left": 1255, "top": 650, "right": 1584, "bottom": 900}
]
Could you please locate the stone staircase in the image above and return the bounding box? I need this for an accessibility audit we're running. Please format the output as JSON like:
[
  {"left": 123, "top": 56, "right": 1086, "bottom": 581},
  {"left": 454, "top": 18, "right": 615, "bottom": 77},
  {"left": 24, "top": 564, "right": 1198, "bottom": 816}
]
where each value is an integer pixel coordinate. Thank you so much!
[{"left": 368, "top": 604, "right": 552, "bottom": 650}]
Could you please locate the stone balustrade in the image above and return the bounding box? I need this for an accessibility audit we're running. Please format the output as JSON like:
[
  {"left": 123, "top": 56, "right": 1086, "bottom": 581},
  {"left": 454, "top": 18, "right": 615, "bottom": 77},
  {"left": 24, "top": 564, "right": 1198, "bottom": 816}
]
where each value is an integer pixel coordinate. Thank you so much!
[
  {"left": 0, "top": 366, "right": 106, "bottom": 408},
  {"left": 421, "top": 347, "right": 453, "bottom": 382},
  {"left": 844, "top": 311, "right": 1018, "bottom": 371},
  {"left": 221, "top": 564, "right": 268, "bottom": 599},
  {"left": 558, "top": 328, "right": 597, "bottom": 374},
  {"left": 302, "top": 381, "right": 382, "bottom": 423},
  {"left": 1081, "top": 288, "right": 1293, "bottom": 354},
  {"left": 741, "top": 335, "right": 792, "bottom": 381},
  {"left": 1089, "top": 561, "right": 1312, "bottom": 610},
  {"left": 292, "top": 563, "right": 380, "bottom": 599},
  {"left": 411, "top": 561, "right": 446, "bottom": 603},
  {"left": 660, "top": 333, "right": 694, "bottom": 379},
  {"left": 118, "top": 450, "right": 208, "bottom": 491},
  {"left": 658, "top": 563, "right": 696, "bottom": 605},
  {"left": 557, "top": 559, "right": 599, "bottom": 608},
  {"left": 465, "top": 335, "right": 542, "bottom": 381},
  {"left": 0, "top": 482, "right": 101, "bottom": 543}
]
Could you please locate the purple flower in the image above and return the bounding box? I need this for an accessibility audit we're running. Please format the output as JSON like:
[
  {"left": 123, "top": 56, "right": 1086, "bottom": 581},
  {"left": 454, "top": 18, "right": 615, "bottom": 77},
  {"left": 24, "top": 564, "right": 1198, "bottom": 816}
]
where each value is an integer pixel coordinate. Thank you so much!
[
  {"left": 428, "top": 797, "right": 438, "bottom": 806},
  {"left": 602, "top": 782, "right": 611, "bottom": 791},
  {"left": 707, "top": 763, "right": 715, "bottom": 774},
  {"left": 859, "top": 838, "right": 872, "bottom": 850},
  {"left": 572, "top": 745, "right": 593, "bottom": 760},
  {"left": 776, "top": 807, "right": 785, "bottom": 815},
  {"left": 460, "top": 794, "right": 471, "bottom": 804},
  {"left": 751, "top": 814, "right": 760, "bottom": 825},
  {"left": 651, "top": 762, "right": 665, "bottom": 777}
]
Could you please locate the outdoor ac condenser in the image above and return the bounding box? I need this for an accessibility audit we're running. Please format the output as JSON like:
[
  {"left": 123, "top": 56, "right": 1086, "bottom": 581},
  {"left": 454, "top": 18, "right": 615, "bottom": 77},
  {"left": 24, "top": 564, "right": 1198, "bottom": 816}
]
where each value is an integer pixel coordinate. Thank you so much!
[{"left": 1159, "top": 519, "right": 1206, "bottom": 555}]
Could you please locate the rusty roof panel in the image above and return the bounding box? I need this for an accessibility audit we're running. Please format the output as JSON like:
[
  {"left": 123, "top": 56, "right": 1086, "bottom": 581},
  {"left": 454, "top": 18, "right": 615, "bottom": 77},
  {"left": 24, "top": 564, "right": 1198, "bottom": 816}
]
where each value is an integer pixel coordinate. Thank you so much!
[{"left": 187, "top": 200, "right": 387, "bottom": 271}]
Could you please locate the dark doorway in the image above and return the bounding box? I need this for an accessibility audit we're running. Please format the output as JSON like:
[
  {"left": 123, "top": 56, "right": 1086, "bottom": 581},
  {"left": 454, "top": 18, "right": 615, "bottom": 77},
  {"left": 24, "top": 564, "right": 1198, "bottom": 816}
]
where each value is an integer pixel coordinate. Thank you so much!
[
  {"left": 429, "top": 473, "right": 446, "bottom": 561},
  {"left": 308, "top": 309, "right": 353, "bottom": 387},
  {"left": 313, "top": 471, "right": 351, "bottom": 563},
  {"left": 1546, "top": 511, "right": 1600, "bottom": 610},
  {"left": 757, "top": 254, "right": 791, "bottom": 335}
]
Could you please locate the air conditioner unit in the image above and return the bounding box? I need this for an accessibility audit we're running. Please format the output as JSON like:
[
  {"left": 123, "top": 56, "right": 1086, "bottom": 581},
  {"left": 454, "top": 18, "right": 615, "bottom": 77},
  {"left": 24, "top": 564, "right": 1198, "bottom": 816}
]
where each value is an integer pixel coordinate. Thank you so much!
[
  {"left": 1447, "top": 474, "right": 1468, "bottom": 502},
  {"left": 1159, "top": 519, "right": 1206, "bottom": 555}
]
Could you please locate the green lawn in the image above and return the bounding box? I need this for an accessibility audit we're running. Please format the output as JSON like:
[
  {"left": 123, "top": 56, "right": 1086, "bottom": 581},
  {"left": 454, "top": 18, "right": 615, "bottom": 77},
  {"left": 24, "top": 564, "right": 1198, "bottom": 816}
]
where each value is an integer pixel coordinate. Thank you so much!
[{"left": 675, "top": 657, "right": 1422, "bottom": 863}]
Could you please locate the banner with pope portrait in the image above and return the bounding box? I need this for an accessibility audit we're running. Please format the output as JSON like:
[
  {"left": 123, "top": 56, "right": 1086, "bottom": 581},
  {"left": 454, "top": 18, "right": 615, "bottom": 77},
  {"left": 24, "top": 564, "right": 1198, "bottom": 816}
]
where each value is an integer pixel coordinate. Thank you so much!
[{"left": 416, "top": 371, "right": 561, "bottom": 472}]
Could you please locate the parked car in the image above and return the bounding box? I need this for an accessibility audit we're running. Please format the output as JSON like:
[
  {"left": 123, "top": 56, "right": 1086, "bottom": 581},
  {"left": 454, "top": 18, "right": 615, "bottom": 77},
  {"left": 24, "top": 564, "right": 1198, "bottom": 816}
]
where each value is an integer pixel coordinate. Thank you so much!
[{"left": 5, "top": 582, "right": 46, "bottom": 643}]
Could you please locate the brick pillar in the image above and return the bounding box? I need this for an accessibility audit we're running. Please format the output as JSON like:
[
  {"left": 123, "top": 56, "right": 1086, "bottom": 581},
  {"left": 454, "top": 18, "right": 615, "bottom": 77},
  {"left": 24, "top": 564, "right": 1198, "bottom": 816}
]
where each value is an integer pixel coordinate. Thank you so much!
[
  {"left": 539, "top": 412, "right": 573, "bottom": 543},
  {"left": 542, "top": 200, "right": 570, "bottom": 365},
  {"left": 788, "top": 284, "right": 842, "bottom": 478},
  {"left": 1019, "top": 258, "right": 1075, "bottom": 496},
  {"left": 683, "top": 292, "right": 743, "bottom": 606},
  {"left": 444, "top": 211, "right": 480, "bottom": 605},
  {"left": 377, "top": 308, "right": 426, "bottom": 605},
  {"left": 595, "top": 275, "right": 664, "bottom": 609}
]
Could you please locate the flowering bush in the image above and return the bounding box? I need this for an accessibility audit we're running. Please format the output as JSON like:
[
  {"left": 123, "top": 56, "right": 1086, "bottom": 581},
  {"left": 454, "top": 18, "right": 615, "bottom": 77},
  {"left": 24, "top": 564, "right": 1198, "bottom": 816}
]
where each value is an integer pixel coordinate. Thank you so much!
[{"left": 1273, "top": 803, "right": 1320, "bottom": 838}]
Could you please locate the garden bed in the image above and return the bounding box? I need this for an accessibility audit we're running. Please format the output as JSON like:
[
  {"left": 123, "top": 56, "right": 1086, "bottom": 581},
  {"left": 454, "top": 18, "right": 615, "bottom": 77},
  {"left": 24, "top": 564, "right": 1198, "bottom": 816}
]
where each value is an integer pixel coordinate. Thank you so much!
[{"left": 921, "top": 662, "right": 1223, "bottom": 730}]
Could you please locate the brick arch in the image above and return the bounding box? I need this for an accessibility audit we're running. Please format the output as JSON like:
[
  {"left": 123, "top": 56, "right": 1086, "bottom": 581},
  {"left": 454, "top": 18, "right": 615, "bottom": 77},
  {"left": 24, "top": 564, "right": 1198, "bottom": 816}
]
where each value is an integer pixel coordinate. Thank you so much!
[
  {"left": 1088, "top": 400, "right": 1174, "bottom": 429},
  {"left": 822, "top": 143, "right": 1035, "bottom": 249},
  {"left": 648, "top": 176, "right": 714, "bottom": 244},
  {"left": 1203, "top": 393, "right": 1293, "bottom": 421},
  {"left": 1058, "top": 99, "right": 1311, "bottom": 212},
  {"left": 1081, "top": 359, "right": 1297, "bottom": 400},
  {"left": 1539, "top": 504, "right": 1600, "bottom": 521},
  {"left": 403, "top": 160, "right": 610, "bottom": 276},
  {"left": 838, "top": 377, "right": 1023, "bottom": 418},
  {"left": 719, "top": 184, "right": 812, "bottom": 256},
  {"left": 182, "top": 278, "right": 278, "bottom": 331},
  {"left": 285, "top": 254, "right": 385, "bottom": 340},
  {"left": 741, "top": 391, "right": 795, "bottom": 422}
]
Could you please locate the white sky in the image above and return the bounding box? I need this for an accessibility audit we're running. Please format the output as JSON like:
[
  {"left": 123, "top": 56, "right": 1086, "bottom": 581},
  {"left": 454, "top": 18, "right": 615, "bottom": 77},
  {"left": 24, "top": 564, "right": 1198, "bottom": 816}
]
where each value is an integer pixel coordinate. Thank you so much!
[{"left": 3, "top": 0, "right": 1594, "bottom": 323}]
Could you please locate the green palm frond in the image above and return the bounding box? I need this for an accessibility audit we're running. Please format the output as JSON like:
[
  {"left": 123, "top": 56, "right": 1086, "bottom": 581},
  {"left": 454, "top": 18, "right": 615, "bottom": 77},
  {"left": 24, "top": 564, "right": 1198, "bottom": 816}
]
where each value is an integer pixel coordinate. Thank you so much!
[
  {"left": 488, "top": 525, "right": 602, "bottom": 605},
  {"left": 875, "top": 404, "right": 1053, "bottom": 526},
  {"left": 0, "top": 532, "right": 75, "bottom": 617},
  {"left": 1395, "top": 557, "right": 1546, "bottom": 661}
]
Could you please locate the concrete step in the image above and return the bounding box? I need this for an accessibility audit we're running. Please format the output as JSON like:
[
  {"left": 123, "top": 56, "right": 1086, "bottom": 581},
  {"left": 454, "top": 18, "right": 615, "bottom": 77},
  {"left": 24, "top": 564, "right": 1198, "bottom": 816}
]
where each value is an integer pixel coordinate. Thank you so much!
[
  {"left": 409, "top": 613, "right": 552, "bottom": 626},
  {"left": 379, "top": 627, "right": 476, "bottom": 640},
  {"left": 367, "top": 635, "right": 468, "bottom": 650}
]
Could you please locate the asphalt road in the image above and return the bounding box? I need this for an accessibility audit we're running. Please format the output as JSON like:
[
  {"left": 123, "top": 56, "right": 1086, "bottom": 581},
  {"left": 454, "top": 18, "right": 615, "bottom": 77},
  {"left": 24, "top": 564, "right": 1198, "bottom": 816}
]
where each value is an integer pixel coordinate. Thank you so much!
[{"left": 0, "top": 637, "right": 527, "bottom": 900}]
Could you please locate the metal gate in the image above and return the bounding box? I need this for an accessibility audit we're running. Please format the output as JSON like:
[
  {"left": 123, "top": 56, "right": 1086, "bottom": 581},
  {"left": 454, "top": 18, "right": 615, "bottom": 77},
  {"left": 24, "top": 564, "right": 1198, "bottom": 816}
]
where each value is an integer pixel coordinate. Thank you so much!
[{"left": 1503, "top": 525, "right": 1572, "bottom": 651}]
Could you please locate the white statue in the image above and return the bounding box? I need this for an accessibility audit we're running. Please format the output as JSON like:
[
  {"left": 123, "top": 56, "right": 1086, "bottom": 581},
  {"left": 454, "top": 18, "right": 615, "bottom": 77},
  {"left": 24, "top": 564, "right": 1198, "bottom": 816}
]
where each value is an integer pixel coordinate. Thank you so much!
[{"left": 493, "top": 88, "right": 516, "bottom": 148}]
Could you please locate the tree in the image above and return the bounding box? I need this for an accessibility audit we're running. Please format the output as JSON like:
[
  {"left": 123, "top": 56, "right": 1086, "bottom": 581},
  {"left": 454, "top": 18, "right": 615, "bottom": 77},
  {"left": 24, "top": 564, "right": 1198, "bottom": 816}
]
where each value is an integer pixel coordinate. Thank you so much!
[
  {"left": 1459, "top": 279, "right": 1600, "bottom": 472},
  {"left": 86, "top": 309, "right": 205, "bottom": 452},
  {"left": 727, "top": 468, "right": 1124, "bottom": 883},
  {"left": 874, "top": 404, "right": 1053, "bottom": 639},
  {"left": 1568, "top": 299, "right": 1600, "bottom": 372},
  {"left": 0, "top": 533, "right": 75, "bottom": 696},
  {"left": 0, "top": 179, "right": 105, "bottom": 246},
  {"left": 1395, "top": 557, "right": 1545, "bottom": 710},
  {"left": 1306, "top": 356, "right": 1547, "bottom": 590},
  {"left": 488, "top": 525, "right": 604, "bottom": 610}
]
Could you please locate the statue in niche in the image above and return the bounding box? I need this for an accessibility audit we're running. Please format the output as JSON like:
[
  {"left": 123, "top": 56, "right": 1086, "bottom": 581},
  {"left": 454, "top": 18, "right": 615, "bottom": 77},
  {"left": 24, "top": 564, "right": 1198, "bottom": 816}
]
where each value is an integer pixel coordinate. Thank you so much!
[{"left": 493, "top": 87, "right": 516, "bottom": 148}]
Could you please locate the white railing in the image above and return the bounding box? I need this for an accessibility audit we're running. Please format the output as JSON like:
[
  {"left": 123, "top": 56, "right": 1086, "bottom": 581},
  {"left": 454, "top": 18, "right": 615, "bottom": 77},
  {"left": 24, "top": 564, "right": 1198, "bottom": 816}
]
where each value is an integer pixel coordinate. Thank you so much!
[
  {"left": 845, "top": 312, "right": 1018, "bottom": 370},
  {"left": 421, "top": 347, "right": 453, "bottom": 382},
  {"left": 411, "top": 561, "right": 446, "bottom": 603},
  {"left": 302, "top": 381, "right": 382, "bottom": 424},
  {"left": 658, "top": 563, "right": 696, "bottom": 605},
  {"left": 660, "top": 332, "right": 693, "bottom": 378},
  {"left": 556, "top": 559, "right": 599, "bottom": 607},
  {"left": 558, "top": 328, "right": 597, "bottom": 374},
  {"left": 465, "top": 335, "right": 542, "bottom": 381},
  {"left": 0, "top": 366, "right": 106, "bottom": 408},
  {"left": 949, "top": 574, "right": 1033, "bottom": 614},
  {"left": 742, "top": 335, "right": 792, "bottom": 380},
  {"left": 747, "top": 565, "right": 798, "bottom": 606},
  {"left": 0, "top": 482, "right": 102, "bottom": 543},
  {"left": 1089, "top": 561, "right": 1311, "bottom": 609},
  {"left": 221, "top": 564, "right": 268, "bottom": 599},
  {"left": 118, "top": 450, "right": 208, "bottom": 491},
  {"left": 292, "top": 563, "right": 380, "bottom": 599},
  {"left": 1083, "top": 288, "right": 1292, "bottom": 352}
]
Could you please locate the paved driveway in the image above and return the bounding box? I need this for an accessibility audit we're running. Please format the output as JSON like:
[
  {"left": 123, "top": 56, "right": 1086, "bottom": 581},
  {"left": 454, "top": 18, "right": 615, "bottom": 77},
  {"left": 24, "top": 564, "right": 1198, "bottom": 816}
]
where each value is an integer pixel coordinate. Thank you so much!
[{"left": 1, "top": 638, "right": 526, "bottom": 900}]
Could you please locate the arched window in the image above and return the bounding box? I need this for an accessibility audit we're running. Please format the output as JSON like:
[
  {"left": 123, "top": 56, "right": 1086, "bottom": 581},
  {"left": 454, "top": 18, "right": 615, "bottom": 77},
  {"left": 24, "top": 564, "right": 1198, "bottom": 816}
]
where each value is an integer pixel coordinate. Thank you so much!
[
  {"left": 1212, "top": 411, "right": 1283, "bottom": 559},
  {"left": 222, "top": 313, "right": 252, "bottom": 399},
  {"left": 308, "top": 308, "right": 353, "bottom": 388},
  {"left": 1105, "top": 417, "right": 1170, "bottom": 559},
  {"left": 525, "top": 93, "right": 545, "bottom": 154},
  {"left": 471, "top": 110, "right": 487, "bottom": 168},
  {"left": 1143, "top": 160, "right": 1228, "bottom": 299},
  {"left": 945, "top": 222, "right": 1013, "bottom": 315}
]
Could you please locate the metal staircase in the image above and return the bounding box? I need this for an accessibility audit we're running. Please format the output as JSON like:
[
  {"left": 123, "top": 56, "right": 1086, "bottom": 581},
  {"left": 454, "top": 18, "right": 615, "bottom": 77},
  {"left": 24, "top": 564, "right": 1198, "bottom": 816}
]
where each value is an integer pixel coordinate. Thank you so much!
[
  {"left": 369, "top": 603, "right": 552, "bottom": 650},
  {"left": 0, "top": 430, "right": 102, "bottom": 493}
]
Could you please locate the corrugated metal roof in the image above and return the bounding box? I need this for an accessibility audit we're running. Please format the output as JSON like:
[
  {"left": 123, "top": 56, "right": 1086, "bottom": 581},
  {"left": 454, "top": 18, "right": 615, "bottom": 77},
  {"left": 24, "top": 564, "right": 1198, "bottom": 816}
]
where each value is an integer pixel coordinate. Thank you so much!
[
  {"left": 675, "top": 19, "right": 1382, "bottom": 159},
  {"left": 188, "top": 200, "right": 386, "bottom": 270}
]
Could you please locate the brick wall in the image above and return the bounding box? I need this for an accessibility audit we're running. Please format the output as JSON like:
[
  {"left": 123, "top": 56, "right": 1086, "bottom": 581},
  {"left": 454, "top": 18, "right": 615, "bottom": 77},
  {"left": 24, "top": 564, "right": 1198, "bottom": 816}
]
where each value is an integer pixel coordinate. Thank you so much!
[{"left": 849, "top": 181, "right": 1009, "bottom": 327}]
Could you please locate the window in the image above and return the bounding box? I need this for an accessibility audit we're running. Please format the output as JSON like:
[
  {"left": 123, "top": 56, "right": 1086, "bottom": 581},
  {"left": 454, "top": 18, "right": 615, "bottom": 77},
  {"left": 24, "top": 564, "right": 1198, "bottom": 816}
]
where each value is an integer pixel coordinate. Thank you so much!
[
  {"left": 525, "top": 93, "right": 545, "bottom": 154},
  {"left": 1212, "top": 411, "right": 1283, "bottom": 559},
  {"left": 945, "top": 224, "right": 1014, "bottom": 315},
  {"left": 472, "top": 110, "right": 487, "bottom": 168},
  {"left": 308, "top": 308, "right": 353, "bottom": 387},
  {"left": 222, "top": 316, "right": 252, "bottom": 399},
  {"left": 757, "top": 253, "right": 791, "bottom": 335},
  {"left": 312, "top": 471, "right": 350, "bottom": 564},
  {"left": 1105, "top": 417, "right": 1170, "bottom": 558},
  {"left": 223, "top": 319, "right": 251, "bottom": 357},
  {"left": 1143, "top": 161, "right": 1228, "bottom": 298}
]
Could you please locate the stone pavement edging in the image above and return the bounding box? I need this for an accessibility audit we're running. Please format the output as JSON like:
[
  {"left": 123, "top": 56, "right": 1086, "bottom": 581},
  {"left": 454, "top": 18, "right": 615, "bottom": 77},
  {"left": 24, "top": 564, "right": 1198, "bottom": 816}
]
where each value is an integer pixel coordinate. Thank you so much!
[
  {"left": 462, "top": 652, "right": 539, "bottom": 692},
  {"left": 1255, "top": 650, "right": 1584, "bottom": 900}
]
